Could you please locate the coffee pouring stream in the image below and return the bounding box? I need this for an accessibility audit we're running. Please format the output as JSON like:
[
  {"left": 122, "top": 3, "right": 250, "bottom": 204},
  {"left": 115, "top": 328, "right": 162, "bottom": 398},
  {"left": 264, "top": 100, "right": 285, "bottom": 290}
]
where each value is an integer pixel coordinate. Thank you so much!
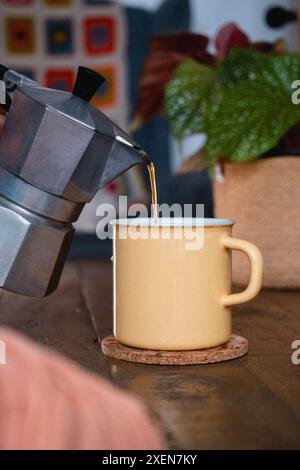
[{"left": 0, "top": 65, "right": 150, "bottom": 297}]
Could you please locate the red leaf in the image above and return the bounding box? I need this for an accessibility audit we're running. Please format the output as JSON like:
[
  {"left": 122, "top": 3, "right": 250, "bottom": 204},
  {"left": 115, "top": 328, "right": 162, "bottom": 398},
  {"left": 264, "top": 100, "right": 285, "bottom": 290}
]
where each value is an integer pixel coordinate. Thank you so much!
[
  {"left": 130, "top": 32, "right": 214, "bottom": 131},
  {"left": 276, "top": 122, "right": 300, "bottom": 153},
  {"left": 149, "top": 32, "right": 209, "bottom": 56},
  {"left": 215, "top": 22, "right": 250, "bottom": 58},
  {"left": 251, "top": 38, "right": 287, "bottom": 54}
]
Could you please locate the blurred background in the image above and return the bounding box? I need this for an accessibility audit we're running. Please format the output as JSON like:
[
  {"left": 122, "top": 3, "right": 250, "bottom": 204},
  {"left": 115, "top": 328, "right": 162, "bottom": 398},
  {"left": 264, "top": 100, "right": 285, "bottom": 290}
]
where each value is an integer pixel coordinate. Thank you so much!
[{"left": 0, "top": 0, "right": 298, "bottom": 257}]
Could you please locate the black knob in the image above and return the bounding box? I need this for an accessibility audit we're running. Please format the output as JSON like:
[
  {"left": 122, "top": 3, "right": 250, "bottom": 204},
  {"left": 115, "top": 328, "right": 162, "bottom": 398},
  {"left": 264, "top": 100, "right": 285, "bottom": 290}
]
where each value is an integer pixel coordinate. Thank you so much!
[
  {"left": 0, "top": 64, "right": 9, "bottom": 81},
  {"left": 266, "top": 6, "right": 297, "bottom": 28},
  {"left": 72, "top": 66, "right": 106, "bottom": 102}
]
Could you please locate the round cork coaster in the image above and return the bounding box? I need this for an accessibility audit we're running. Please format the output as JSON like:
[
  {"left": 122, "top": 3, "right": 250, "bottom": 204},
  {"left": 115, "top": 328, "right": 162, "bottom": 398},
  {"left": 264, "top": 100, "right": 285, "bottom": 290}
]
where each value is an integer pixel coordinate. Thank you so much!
[{"left": 101, "top": 335, "right": 248, "bottom": 366}]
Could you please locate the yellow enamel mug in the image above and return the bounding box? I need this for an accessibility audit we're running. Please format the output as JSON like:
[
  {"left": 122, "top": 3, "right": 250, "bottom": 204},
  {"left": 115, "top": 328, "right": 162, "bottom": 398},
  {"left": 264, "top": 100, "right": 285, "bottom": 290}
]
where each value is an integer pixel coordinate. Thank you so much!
[{"left": 111, "top": 218, "right": 263, "bottom": 351}]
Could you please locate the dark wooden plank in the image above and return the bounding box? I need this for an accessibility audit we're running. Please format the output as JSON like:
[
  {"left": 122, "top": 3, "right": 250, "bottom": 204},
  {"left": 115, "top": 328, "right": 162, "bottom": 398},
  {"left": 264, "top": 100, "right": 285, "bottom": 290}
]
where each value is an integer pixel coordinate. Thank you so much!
[
  {"left": 76, "top": 259, "right": 113, "bottom": 379},
  {"left": 76, "top": 259, "right": 113, "bottom": 341},
  {"left": 106, "top": 356, "right": 300, "bottom": 449},
  {"left": 233, "top": 290, "right": 300, "bottom": 420},
  {"left": 233, "top": 291, "right": 300, "bottom": 355},
  {"left": 77, "top": 263, "right": 300, "bottom": 449},
  {"left": 0, "top": 262, "right": 109, "bottom": 376},
  {"left": 1, "top": 260, "right": 300, "bottom": 450}
]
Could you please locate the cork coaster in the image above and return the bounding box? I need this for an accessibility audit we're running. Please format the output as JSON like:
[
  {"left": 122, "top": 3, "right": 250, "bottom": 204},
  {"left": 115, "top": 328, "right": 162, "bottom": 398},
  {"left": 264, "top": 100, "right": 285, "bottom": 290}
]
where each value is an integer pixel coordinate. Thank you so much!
[{"left": 101, "top": 335, "right": 248, "bottom": 366}]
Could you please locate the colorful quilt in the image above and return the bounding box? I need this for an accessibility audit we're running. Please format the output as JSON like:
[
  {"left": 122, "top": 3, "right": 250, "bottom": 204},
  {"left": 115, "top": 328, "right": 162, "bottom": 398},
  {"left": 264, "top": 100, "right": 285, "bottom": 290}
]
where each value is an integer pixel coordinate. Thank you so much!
[
  {"left": 0, "top": 0, "right": 128, "bottom": 127},
  {"left": 0, "top": 0, "right": 130, "bottom": 234}
]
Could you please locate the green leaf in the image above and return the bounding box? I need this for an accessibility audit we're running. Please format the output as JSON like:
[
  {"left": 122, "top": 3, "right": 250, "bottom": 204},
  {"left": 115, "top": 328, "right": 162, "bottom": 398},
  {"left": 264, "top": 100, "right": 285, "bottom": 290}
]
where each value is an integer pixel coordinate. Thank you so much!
[
  {"left": 165, "top": 59, "right": 216, "bottom": 139},
  {"left": 218, "top": 48, "right": 271, "bottom": 88},
  {"left": 204, "top": 53, "right": 300, "bottom": 167}
]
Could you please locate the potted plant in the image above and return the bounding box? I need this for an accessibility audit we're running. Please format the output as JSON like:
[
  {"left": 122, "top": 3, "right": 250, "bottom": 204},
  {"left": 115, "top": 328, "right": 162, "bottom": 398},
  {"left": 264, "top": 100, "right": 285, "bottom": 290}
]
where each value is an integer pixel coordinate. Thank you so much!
[{"left": 131, "top": 23, "right": 300, "bottom": 288}]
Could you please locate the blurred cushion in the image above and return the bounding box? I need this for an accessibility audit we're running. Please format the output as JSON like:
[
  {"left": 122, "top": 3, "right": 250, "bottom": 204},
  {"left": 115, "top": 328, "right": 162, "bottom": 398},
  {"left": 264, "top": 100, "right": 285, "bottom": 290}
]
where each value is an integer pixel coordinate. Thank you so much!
[{"left": 0, "top": 328, "right": 165, "bottom": 450}]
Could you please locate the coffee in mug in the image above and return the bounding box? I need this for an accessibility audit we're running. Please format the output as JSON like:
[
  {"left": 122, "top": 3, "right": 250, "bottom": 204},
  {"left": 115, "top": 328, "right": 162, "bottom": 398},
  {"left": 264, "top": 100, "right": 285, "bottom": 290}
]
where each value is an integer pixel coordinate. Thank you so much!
[{"left": 111, "top": 218, "right": 263, "bottom": 351}]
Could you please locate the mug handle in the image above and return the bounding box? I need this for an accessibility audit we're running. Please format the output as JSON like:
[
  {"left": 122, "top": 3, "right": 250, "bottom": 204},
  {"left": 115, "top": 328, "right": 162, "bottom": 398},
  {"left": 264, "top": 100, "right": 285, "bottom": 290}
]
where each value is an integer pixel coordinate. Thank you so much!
[{"left": 221, "top": 237, "right": 263, "bottom": 307}]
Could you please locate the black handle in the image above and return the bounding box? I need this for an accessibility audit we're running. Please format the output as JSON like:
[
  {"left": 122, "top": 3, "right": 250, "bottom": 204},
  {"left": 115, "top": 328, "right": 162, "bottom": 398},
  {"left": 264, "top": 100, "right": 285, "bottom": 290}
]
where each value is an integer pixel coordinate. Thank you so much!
[
  {"left": 0, "top": 65, "right": 10, "bottom": 111},
  {"left": 266, "top": 6, "right": 297, "bottom": 28},
  {"left": 72, "top": 66, "right": 106, "bottom": 102},
  {"left": 0, "top": 95, "right": 11, "bottom": 112},
  {"left": 0, "top": 64, "right": 8, "bottom": 81}
]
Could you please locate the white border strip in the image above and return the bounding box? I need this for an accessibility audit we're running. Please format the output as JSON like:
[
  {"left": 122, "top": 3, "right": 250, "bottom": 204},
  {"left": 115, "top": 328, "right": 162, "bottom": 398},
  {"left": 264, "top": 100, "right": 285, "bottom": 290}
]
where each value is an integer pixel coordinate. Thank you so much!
[{"left": 111, "top": 218, "right": 235, "bottom": 227}]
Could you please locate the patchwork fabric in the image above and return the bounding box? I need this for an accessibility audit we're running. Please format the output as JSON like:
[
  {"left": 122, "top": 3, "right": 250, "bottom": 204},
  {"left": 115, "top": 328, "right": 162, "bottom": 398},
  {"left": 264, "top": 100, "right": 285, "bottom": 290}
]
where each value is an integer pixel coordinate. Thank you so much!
[
  {"left": 45, "top": 69, "right": 75, "bottom": 91},
  {"left": 0, "top": 1, "right": 129, "bottom": 235},
  {"left": 1, "top": 1, "right": 125, "bottom": 116},
  {"left": 43, "top": 0, "right": 72, "bottom": 5},
  {"left": 84, "top": 0, "right": 110, "bottom": 4},
  {"left": 46, "top": 19, "right": 73, "bottom": 54},
  {"left": 91, "top": 65, "right": 116, "bottom": 108},
  {"left": 2, "top": 1, "right": 33, "bottom": 5},
  {"left": 5, "top": 17, "right": 35, "bottom": 54},
  {"left": 84, "top": 17, "right": 115, "bottom": 55}
]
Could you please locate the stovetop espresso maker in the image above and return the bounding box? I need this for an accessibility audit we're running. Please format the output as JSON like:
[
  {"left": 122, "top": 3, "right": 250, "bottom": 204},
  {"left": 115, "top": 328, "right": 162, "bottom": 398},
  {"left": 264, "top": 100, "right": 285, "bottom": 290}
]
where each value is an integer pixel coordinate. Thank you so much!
[{"left": 0, "top": 65, "right": 147, "bottom": 297}]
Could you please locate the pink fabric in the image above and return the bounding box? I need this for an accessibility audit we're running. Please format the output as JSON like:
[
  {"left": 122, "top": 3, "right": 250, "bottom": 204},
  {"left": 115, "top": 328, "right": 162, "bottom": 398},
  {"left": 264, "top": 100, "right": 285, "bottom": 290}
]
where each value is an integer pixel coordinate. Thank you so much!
[{"left": 0, "top": 328, "right": 165, "bottom": 450}]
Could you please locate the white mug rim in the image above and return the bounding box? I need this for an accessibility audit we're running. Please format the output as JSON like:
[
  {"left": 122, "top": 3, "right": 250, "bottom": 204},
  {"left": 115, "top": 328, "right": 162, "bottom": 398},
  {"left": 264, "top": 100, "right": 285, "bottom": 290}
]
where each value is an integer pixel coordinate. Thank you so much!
[{"left": 110, "top": 217, "right": 235, "bottom": 227}]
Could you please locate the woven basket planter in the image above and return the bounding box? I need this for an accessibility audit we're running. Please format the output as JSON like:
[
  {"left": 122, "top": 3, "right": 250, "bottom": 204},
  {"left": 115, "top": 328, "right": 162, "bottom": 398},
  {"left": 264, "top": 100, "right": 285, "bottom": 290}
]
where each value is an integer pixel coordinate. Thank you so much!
[{"left": 213, "top": 157, "right": 300, "bottom": 288}]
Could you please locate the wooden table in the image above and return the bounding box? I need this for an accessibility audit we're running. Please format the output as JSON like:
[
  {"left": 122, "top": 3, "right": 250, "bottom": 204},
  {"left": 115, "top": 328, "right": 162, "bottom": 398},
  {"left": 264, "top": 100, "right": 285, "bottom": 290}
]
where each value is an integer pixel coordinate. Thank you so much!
[{"left": 1, "top": 260, "right": 300, "bottom": 450}]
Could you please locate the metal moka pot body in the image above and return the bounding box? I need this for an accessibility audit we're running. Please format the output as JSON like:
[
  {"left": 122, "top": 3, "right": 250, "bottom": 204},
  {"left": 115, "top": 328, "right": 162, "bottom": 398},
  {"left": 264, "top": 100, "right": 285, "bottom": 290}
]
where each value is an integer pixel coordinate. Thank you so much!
[{"left": 0, "top": 66, "right": 146, "bottom": 297}]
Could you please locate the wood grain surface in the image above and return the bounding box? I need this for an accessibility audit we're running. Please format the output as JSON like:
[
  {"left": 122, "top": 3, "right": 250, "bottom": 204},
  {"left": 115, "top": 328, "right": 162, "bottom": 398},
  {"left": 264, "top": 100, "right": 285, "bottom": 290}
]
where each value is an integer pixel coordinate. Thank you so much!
[{"left": 1, "top": 260, "right": 300, "bottom": 449}]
